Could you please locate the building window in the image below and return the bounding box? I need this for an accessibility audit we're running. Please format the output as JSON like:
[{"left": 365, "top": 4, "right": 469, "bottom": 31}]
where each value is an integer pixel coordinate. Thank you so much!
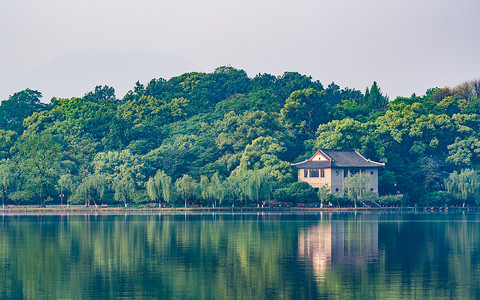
[
  {"left": 335, "top": 171, "right": 339, "bottom": 176},
  {"left": 335, "top": 188, "right": 339, "bottom": 192},
  {"left": 370, "top": 171, "right": 374, "bottom": 175},
  {"left": 310, "top": 169, "right": 319, "bottom": 178},
  {"left": 304, "top": 170, "right": 308, "bottom": 178},
  {"left": 321, "top": 169, "right": 325, "bottom": 178},
  {"left": 370, "top": 188, "right": 374, "bottom": 191}
]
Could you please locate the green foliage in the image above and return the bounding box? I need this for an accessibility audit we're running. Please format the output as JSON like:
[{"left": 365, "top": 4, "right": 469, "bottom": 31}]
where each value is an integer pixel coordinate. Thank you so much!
[
  {"left": 317, "top": 184, "right": 331, "bottom": 207},
  {"left": 0, "top": 130, "right": 17, "bottom": 160},
  {"left": 361, "top": 81, "right": 389, "bottom": 110},
  {"left": 12, "top": 134, "right": 63, "bottom": 205},
  {"left": 1, "top": 68, "right": 479, "bottom": 207},
  {"left": 227, "top": 169, "right": 274, "bottom": 205},
  {"left": 445, "top": 169, "right": 480, "bottom": 206},
  {"left": 280, "top": 88, "right": 329, "bottom": 138},
  {"left": 83, "top": 85, "right": 117, "bottom": 103},
  {"left": 147, "top": 170, "right": 173, "bottom": 205},
  {"left": 0, "top": 159, "right": 14, "bottom": 207},
  {"left": 210, "top": 173, "right": 226, "bottom": 206},
  {"left": 113, "top": 175, "right": 135, "bottom": 206},
  {"left": 344, "top": 172, "right": 371, "bottom": 208},
  {"left": 57, "top": 174, "right": 74, "bottom": 204},
  {"left": 0, "top": 89, "right": 46, "bottom": 133},
  {"left": 273, "top": 181, "right": 317, "bottom": 203},
  {"left": 175, "top": 174, "right": 197, "bottom": 207},
  {"left": 236, "top": 136, "right": 293, "bottom": 183},
  {"left": 82, "top": 174, "right": 106, "bottom": 206}
]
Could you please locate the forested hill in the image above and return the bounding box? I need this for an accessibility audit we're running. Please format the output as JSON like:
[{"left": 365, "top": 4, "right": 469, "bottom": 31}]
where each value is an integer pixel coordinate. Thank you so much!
[{"left": 0, "top": 66, "right": 479, "bottom": 207}]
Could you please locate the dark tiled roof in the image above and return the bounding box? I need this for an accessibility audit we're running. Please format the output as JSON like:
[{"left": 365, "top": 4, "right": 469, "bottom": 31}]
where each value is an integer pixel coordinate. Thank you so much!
[
  {"left": 323, "top": 149, "right": 384, "bottom": 167},
  {"left": 291, "top": 149, "right": 384, "bottom": 168},
  {"left": 291, "top": 160, "right": 331, "bottom": 168}
]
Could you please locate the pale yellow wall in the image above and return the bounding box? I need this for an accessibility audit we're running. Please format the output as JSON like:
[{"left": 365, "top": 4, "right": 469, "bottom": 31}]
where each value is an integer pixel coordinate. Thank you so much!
[
  {"left": 298, "top": 168, "right": 329, "bottom": 189},
  {"left": 298, "top": 167, "right": 380, "bottom": 197}
]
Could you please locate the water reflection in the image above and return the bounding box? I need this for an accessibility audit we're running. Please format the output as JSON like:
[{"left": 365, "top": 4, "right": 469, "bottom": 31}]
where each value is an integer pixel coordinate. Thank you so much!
[
  {"left": 1, "top": 212, "right": 480, "bottom": 299},
  {"left": 299, "top": 213, "right": 379, "bottom": 280}
]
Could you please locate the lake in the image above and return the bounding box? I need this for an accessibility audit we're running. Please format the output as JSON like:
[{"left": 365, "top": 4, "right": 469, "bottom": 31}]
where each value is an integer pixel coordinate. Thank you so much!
[{"left": 1, "top": 211, "right": 479, "bottom": 299}]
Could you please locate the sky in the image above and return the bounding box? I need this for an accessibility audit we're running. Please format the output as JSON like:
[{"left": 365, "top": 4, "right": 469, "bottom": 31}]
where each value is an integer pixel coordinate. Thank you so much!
[{"left": 0, "top": 0, "right": 479, "bottom": 101}]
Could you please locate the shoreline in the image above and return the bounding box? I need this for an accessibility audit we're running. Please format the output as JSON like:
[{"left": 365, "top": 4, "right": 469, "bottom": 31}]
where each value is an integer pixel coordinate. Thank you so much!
[{"left": 0, "top": 205, "right": 472, "bottom": 215}]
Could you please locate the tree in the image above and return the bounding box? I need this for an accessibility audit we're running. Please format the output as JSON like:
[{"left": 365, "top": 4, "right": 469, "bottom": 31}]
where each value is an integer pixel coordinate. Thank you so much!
[
  {"left": 344, "top": 172, "right": 370, "bottom": 208},
  {"left": 210, "top": 173, "right": 226, "bottom": 207},
  {"left": 113, "top": 175, "right": 135, "bottom": 207},
  {"left": 199, "top": 175, "right": 215, "bottom": 206},
  {"left": 275, "top": 72, "right": 323, "bottom": 101},
  {"left": 280, "top": 88, "right": 329, "bottom": 138},
  {"left": 83, "top": 85, "right": 117, "bottom": 102},
  {"left": 445, "top": 169, "right": 480, "bottom": 207},
  {"left": 146, "top": 170, "right": 172, "bottom": 206},
  {"left": 159, "top": 172, "right": 173, "bottom": 205},
  {"left": 272, "top": 181, "right": 317, "bottom": 204},
  {"left": 361, "top": 82, "right": 389, "bottom": 110},
  {"left": 146, "top": 177, "right": 159, "bottom": 204},
  {"left": 175, "top": 174, "right": 197, "bottom": 207},
  {"left": 470, "top": 79, "right": 480, "bottom": 99},
  {"left": 83, "top": 174, "right": 106, "bottom": 207},
  {"left": 12, "top": 134, "right": 62, "bottom": 206},
  {"left": 57, "top": 174, "right": 74, "bottom": 205},
  {"left": 227, "top": 169, "right": 274, "bottom": 205},
  {"left": 0, "top": 89, "right": 46, "bottom": 133},
  {"left": 0, "top": 130, "right": 17, "bottom": 160},
  {"left": 317, "top": 184, "right": 330, "bottom": 208},
  {"left": 0, "top": 160, "right": 13, "bottom": 208},
  {"left": 236, "top": 136, "right": 293, "bottom": 183}
]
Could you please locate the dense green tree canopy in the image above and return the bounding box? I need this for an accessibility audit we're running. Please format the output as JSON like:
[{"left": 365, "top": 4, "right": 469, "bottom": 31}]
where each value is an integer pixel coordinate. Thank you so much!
[{"left": 1, "top": 68, "right": 479, "bottom": 206}]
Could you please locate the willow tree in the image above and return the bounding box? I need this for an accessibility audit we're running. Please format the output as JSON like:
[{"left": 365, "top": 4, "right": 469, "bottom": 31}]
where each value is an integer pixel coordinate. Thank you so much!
[
  {"left": 84, "top": 174, "right": 106, "bottom": 207},
  {"left": 113, "top": 175, "right": 135, "bottom": 207},
  {"left": 146, "top": 177, "right": 159, "bottom": 204},
  {"left": 147, "top": 170, "right": 173, "bottom": 206},
  {"left": 175, "top": 174, "right": 197, "bottom": 208},
  {"left": 159, "top": 172, "right": 173, "bottom": 205},
  {"left": 210, "top": 173, "right": 226, "bottom": 207},
  {"left": 445, "top": 168, "right": 480, "bottom": 207},
  {"left": 0, "top": 160, "right": 13, "bottom": 208},
  {"left": 317, "top": 184, "right": 330, "bottom": 208},
  {"left": 344, "top": 172, "right": 370, "bottom": 208},
  {"left": 228, "top": 170, "right": 273, "bottom": 205},
  {"left": 250, "top": 170, "right": 273, "bottom": 204},
  {"left": 199, "top": 175, "right": 213, "bottom": 206},
  {"left": 57, "top": 174, "right": 74, "bottom": 205}
]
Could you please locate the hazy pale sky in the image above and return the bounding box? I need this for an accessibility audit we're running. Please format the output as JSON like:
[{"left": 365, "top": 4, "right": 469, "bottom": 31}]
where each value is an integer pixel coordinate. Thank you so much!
[{"left": 1, "top": 0, "right": 479, "bottom": 100}]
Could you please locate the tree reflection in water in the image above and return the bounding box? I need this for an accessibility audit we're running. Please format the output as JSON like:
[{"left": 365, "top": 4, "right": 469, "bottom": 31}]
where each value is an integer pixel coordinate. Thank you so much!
[{"left": 0, "top": 212, "right": 479, "bottom": 299}]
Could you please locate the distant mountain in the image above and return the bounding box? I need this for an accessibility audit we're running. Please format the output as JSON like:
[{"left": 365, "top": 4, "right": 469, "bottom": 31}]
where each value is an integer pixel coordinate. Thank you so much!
[{"left": 0, "top": 50, "right": 200, "bottom": 101}]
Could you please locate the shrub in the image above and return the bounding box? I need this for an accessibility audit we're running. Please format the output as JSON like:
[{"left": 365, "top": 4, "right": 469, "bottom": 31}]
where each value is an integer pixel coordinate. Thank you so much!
[{"left": 273, "top": 181, "right": 317, "bottom": 203}]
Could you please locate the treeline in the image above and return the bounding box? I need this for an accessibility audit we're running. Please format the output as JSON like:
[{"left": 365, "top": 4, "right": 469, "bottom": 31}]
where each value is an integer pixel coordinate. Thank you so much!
[{"left": 0, "top": 66, "right": 479, "bottom": 207}]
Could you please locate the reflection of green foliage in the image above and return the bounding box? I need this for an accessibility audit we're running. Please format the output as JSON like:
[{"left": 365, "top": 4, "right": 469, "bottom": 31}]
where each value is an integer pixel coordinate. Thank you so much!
[{"left": 2, "top": 214, "right": 480, "bottom": 298}]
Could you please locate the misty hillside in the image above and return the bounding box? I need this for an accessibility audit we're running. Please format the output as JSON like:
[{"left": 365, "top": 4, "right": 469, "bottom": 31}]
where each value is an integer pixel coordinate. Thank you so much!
[{"left": 0, "top": 50, "right": 199, "bottom": 101}]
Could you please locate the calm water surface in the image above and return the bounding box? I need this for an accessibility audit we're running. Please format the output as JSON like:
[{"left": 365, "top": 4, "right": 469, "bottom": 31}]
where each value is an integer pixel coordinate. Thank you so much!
[{"left": 1, "top": 211, "right": 480, "bottom": 299}]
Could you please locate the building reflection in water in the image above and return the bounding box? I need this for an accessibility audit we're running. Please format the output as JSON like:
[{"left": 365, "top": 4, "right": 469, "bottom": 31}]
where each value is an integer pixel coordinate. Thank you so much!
[{"left": 298, "top": 213, "right": 379, "bottom": 278}]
